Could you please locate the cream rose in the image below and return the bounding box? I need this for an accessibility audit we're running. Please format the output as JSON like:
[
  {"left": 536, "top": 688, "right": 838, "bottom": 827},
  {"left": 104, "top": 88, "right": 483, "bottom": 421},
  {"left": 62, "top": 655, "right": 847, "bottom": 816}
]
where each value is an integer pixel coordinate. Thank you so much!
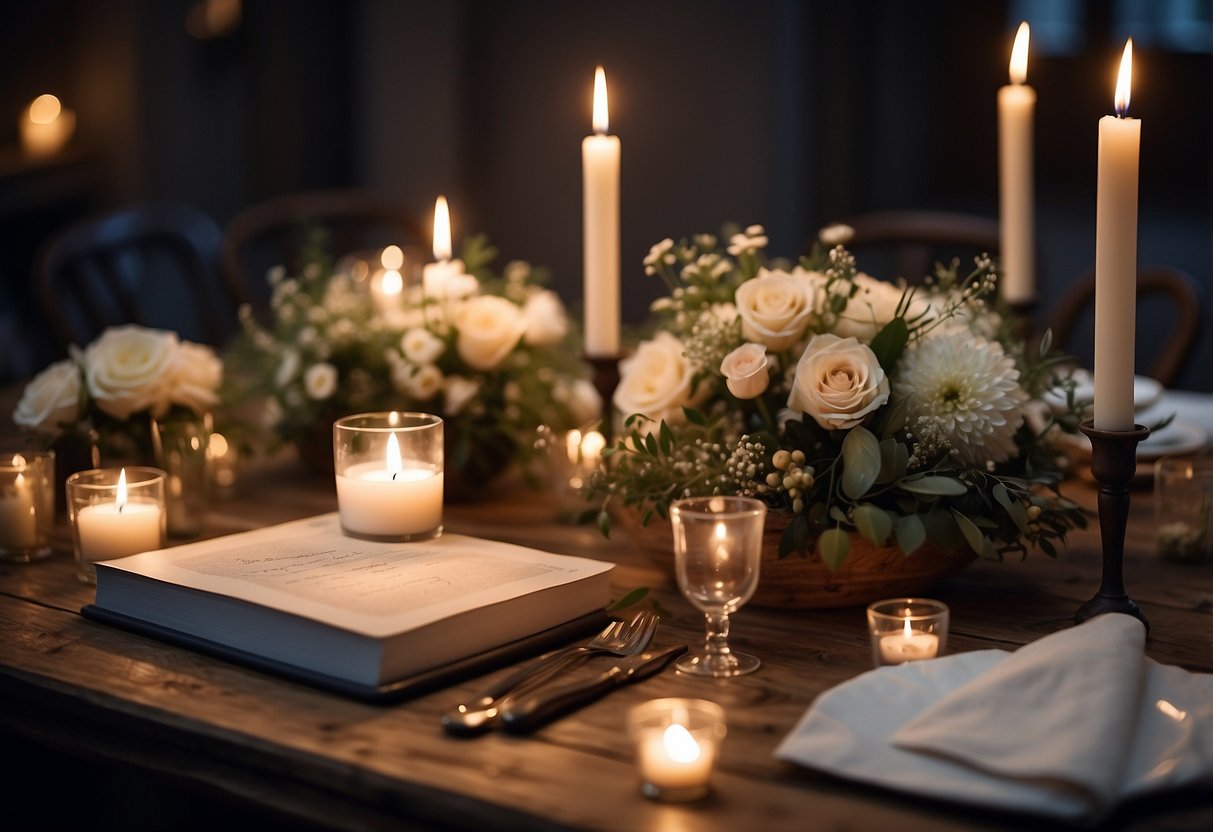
[
  {"left": 84, "top": 325, "right": 180, "bottom": 420},
  {"left": 720, "top": 343, "right": 770, "bottom": 400},
  {"left": 454, "top": 295, "right": 527, "bottom": 371},
  {"left": 613, "top": 331, "right": 700, "bottom": 429},
  {"left": 522, "top": 289, "right": 570, "bottom": 346},
  {"left": 788, "top": 333, "right": 889, "bottom": 430},
  {"left": 833, "top": 273, "right": 934, "bottom": 342},
  {"left": 401, "top": 328, "right": 445, "bottom": 366},
  {"left": 13, "top": 359, "right": 82, "bottom": 431},
  {"left": 167, "top": 341, "right": 222, "bottom": 415},
  {"left": 733, "top": 268, "right": 815, "bottom": 350}
]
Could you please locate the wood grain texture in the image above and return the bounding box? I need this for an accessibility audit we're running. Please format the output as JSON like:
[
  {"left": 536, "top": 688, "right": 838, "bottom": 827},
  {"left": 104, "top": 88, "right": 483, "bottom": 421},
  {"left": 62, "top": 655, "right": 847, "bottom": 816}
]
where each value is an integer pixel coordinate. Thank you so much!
[{"left": 2, "top": 438, "right": 1211, "bottom": 830}]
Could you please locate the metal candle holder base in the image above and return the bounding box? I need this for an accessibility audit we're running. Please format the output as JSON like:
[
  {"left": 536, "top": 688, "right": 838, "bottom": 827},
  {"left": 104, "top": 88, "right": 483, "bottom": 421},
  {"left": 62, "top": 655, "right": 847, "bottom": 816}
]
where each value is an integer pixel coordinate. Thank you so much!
[{"left": 1075, "top": 419, "right": 1150, "bottom": 632}]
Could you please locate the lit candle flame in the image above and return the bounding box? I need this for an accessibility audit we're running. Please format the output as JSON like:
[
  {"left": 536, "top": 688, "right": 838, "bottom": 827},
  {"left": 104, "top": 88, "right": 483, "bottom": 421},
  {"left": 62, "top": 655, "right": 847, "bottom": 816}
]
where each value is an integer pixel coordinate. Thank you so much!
[
  {"left": 663, "top": 723, "right": 701, "bottom": 764},
  {"left": 1115, "top": 39, "right": 1133, "bottom": 117},
  {"left": 1009, "top": 21, "right": 1029, "bottom": 85},
  {"left": 433, "top": 195, "right": 452, "bottom": 261},
  {"left": 117, "top": 467, "right": 128, "bottom": 513},
  {"left": 28, "top": 94, "right": 62, "bottom": 125},
  {"left": 592, "top": 66, "right": 609, "bottom": 134},
  {"left": 386, "top": 433, "right": 403, "bottom": 480},
  {"left": 380, "top": 269, "right": 403, "bottom": 296},
  {"left": 903, "top": 617, "right": 914, "bottom": 639},
  {"left": 380, "top": 244, "right": 404, "bottom": 271}
]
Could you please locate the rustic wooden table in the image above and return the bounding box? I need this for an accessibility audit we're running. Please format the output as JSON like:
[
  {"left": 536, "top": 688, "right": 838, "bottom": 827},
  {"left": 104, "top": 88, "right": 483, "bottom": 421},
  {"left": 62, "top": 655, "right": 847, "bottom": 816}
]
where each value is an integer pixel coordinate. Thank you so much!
[{"left": 2, "top": 446, "right": 1211, "bottom": 831}]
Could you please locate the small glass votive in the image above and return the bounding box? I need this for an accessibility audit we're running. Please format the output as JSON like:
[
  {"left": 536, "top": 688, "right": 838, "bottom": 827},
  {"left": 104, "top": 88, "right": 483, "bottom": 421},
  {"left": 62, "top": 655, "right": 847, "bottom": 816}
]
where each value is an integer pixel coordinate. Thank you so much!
[
  {"left": 627, "top": 698, "right": 726, "bottom": 802},
  {"left": 867, "top": 598, "right": 949, "bottom": 667},
  {"left": 152, "top": 412, "right": 212, "bottom": 539},
  {"left": 334, "top": 412, "right": 444, "bottom": 541},
  {"left": 1154, "top": 456, "right": 1213, "bottom": 564},
  {"left": 66, "top": 467, "right": 166, "bottom": 585},
  {"left": 0, "top": 450, "right": 56, "bottom": 563},
  {"left": 207, "top": 431, "right": 240, "bottom": 500},
  {"left": 538, "top": 425, "right": 606, "bottom": 521}
]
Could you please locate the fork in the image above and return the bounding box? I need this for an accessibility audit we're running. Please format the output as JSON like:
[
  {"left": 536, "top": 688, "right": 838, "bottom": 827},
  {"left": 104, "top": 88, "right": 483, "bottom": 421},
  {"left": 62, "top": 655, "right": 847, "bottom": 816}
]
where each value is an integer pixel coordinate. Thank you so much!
[{"left": 441, "top": 609, "right": 659, "bottom": 736}]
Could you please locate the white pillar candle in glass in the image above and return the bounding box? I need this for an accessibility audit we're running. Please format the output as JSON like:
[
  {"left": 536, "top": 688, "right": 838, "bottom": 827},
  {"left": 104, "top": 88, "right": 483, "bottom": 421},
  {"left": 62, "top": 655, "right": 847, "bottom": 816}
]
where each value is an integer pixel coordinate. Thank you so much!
[
  {"left": 334, "top": 412, "right": 444, "bottom": 541},
  {"left": 0, "top": 451, "right": 55, "bottom": 562},
  {"left": 867, "top": 598, "right": 949, "bottom": 667},
  {"left": 1093, "top": 40, "right": 1140, "bottom": 432},
  {"left": 582, "top": 66, "right": 621, "bottom": 357},
  {"left": 67, "top": 467, "right": 166, "bottom": 585},
  {"left": 998, "top": 22, "right": 1036, "bottom": 304},
  {"left": 627, "top": 698, "right": 726, "bottom": 802}
]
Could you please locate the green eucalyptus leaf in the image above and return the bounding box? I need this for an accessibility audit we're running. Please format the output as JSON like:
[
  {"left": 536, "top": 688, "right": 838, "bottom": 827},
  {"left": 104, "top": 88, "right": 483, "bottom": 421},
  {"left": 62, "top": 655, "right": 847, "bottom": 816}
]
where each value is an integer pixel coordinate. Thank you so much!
[
  {"left": 901, "top": 475, "right": 968, "bottom": 497},
  {"left": 608, "top": 586, "right": 649, "bottom": 611},
  {"left": 895, "top": 513, "right": 927, "bottom": 555},
  {"left": 878, "top": 395, "right": 910, "bottom": 437},
  {"left": 841, "top": 426, "right": 881, "bottom": 499},
  {"left": 853, "top": 503, "right": 893, "bottom": 545},
  {"left": 818, "top": 528, "right": 851, "bottom": 572},
  {"left": 829, "top": 505, "right": 849, "bottom": 524},
  {"left": 953, "top": 511, "right": 997, "bottom": 559},
  {"left": 597, "top": 509, "right": 612, "bottom": 539}
]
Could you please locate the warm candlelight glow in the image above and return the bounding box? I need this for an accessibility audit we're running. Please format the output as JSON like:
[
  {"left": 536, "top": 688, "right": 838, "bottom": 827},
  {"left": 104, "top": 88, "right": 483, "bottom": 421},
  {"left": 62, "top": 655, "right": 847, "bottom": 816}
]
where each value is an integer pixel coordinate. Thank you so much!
[
  {"left": 592, "top": 65, "right": 609, "bottom": 134},
  {"left": 903, "top": 617, "right": 914, "bottom": 638},
  {"left": 1009, "top": 21, "right": 1030, "bottom": 85},
  {"left": 433, "top": 195, "right": 452, "bottom": 261},
  {"left": 662, "top": 724, "right": 701, "bottom": 764},
  {"left": 28, "top": 94, "right": 62, "bottom": 124},
  {"left": 116, "top": 468, "right": 128, "bottom": 511},
  {"left": 1115, "top": 39, "right": 1133, "bottom": 116},
  {"left": 379, "top": 270, "right": 403, "bottom": 296},
  {"left": 381, "top": 244, "right": 404, "bottom": 271},
  {"left": 386, "top": 433, "right": 402, "bottom": 479}
]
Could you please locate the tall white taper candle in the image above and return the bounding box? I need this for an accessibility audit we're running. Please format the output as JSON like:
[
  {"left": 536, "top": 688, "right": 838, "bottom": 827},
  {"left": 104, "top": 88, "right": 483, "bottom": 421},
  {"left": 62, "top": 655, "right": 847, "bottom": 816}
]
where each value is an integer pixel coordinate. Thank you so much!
[
  {"left": 582, "top": 66, "right": 621, "bottom": 357},
  {"left": 1093, "top": 40, "right": 1140, "bottom": 431},
  {"left": 998, "top": 22, "right": 1036, "bottom": 304}
]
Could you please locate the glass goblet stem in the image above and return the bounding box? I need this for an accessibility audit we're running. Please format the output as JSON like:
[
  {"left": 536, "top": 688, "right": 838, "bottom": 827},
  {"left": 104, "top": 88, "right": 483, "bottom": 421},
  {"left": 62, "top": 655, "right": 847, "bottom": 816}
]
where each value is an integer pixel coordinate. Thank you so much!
[{"left": 703, "top": 610, "right": 736, "bottom": 669}]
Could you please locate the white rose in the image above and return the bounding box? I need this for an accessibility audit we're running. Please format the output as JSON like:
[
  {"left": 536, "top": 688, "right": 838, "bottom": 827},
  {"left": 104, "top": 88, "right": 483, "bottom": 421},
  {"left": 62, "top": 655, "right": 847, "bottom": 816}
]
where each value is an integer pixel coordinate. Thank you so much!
[
  {"left": 13, "top": 359, "right": 82, "bottom": 431},
  {"left": 303, "top": 362, "right": 338, "bottom": 400},
  {"left": 720, "top": 343, "right": 770, "bottom": 400},
  {"left": 403, "top": 363, "right": 444, "bottom": 400},
  {"left": 401, "top": 328, "right": 446, "bottom": 365},
  {"left": 613, "top": 331, "right": 701, "bottom": 429},
  {"left": 733, "top": 268, "right": 814, "bottom": 350},
  {"left": 833, "top": 273, "right": 931, "bottom": 342},
  {"left": 567, "top": 379, "right": 603, "bottom": 425},
  {"left": 788, "top": 333, "right": 890, "bottom": 430},
  {"left": 167, "top": 341, "right": 222, "bottom": 415},
  {"left": 454, "top": 295, "right": 527, "bottom": 371},
  {"left": 443, "top": 376, "right": 481, "bottom": 415},
  {"left": 522, "top": 289, "right": 570, "bottom": 346},
  {"left": 84, "top": 325, "right": 181, "bottom": 420}
]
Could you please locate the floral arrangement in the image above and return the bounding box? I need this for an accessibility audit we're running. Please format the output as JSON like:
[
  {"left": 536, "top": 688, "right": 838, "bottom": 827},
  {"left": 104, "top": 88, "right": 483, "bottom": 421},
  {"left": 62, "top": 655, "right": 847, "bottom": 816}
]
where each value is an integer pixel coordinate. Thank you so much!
[
  {"left": 13, "top": 324, "right": 223, "bottom": 449},
  {"left": 594, "top": 224, "right": 1085, "bottom": 568},
  {"left": 228, "top": 234, "right": 600, "bottom": 486}
]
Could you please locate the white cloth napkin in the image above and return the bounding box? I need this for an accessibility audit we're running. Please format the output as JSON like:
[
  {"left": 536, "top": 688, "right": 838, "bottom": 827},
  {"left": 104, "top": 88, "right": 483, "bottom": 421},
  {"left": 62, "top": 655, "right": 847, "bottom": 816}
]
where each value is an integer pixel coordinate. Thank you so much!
[{"left": 775, "top": 614, "right": 1213, "bottom": 820}]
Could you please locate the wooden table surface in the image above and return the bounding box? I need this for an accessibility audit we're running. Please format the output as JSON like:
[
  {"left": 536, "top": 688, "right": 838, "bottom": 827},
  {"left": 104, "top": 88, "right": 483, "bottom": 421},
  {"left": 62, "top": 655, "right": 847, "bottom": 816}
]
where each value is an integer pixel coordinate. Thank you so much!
[{"left": 2, "top": 444, "right": 1212, "bottom": 831}]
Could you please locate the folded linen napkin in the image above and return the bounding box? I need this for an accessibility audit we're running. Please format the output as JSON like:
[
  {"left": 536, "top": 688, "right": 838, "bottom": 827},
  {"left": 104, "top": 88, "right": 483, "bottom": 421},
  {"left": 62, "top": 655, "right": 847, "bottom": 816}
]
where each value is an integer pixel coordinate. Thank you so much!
[{"left": 775, "top": 614, "right": 1213, "bottom": 820}]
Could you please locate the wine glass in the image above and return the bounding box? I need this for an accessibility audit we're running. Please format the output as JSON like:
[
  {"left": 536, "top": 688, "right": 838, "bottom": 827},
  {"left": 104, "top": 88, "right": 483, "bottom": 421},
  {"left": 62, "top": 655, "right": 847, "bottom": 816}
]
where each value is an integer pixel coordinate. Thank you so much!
[{"left": 670, "top": 496, "right": 766, "bottom": 677}]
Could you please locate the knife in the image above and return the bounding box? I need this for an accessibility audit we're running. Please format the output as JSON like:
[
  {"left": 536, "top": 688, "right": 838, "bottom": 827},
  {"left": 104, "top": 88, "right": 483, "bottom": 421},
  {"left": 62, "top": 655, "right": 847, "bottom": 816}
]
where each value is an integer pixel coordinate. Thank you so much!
[{"left": 498, "top": 643, "right": 688, "bottom": 734}]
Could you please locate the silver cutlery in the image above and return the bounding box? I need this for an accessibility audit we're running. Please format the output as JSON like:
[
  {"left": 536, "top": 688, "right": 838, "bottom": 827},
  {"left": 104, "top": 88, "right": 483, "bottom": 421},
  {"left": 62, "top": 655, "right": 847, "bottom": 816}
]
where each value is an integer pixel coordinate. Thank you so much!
[
  {"left": 499, "top": 643, "right": 688, "bottom": 734},
  {"left": 441, "top": 609, "right": 659, "bottom": 736}
]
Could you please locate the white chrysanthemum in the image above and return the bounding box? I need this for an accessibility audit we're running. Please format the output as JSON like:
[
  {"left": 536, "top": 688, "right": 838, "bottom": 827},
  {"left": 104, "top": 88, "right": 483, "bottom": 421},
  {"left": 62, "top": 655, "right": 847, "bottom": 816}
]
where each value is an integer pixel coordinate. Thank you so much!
[
  {"left": 303, "top": 362, "right": 338, "bottom": 401},
  {"left": 895, "top": 332, "right": 1028, "bottom": 466}
]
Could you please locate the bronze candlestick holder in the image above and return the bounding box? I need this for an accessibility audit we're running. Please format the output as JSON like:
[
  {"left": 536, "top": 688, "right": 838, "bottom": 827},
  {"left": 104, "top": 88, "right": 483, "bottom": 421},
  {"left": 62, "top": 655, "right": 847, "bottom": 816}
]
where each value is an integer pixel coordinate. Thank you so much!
[
  {"left": 584, "top": 352, "right": 622, "bottom": 437},
  {"left": 1075, "top": 419, "right": 1150, "bottom": 632}
]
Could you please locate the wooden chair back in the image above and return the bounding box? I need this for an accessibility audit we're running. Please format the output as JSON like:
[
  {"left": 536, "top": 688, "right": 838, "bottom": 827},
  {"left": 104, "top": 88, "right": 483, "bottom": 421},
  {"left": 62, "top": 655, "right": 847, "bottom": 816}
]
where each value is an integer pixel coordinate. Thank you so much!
[
  {"left": 833, "top": 210, "right": 1001, "bottom": 283},
  {"left": 221, "top": 189, "right": 427, "bottom": 314},
  {"left": 1047, "top": 265, "right": 1203, "bottom": 388},
  {"left": 36, "top": 201, "right": 230, "bottom": 348}
]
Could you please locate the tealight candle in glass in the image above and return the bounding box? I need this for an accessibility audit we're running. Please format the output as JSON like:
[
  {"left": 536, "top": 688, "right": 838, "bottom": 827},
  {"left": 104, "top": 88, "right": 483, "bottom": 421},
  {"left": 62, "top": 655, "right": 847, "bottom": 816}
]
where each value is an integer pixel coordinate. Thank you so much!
[
  {"left": 627, "top": 698, "right": 726, "bottom": 802},
  {"left": 66, "top": 467, "right": 166, "bottom": 584},
  {"left": 867, "top": 598, "right": 948, "bottom": 667},
  {"left": 0, "top": 450, "right": 55, "bottom": 563},
  {"left": 334, "top": 412, "right": 444, "bottom": 541}
]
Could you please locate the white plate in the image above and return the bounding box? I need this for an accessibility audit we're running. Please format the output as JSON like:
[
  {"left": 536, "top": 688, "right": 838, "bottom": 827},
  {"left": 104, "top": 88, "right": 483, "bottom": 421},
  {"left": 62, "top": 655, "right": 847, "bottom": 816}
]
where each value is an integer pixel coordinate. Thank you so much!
[
  {"left": 1061, "top": 418, "right": 1208, "bottom": 463},
  {"left": 1044, "top": 371, "right": 1164, "bottom": 414}
]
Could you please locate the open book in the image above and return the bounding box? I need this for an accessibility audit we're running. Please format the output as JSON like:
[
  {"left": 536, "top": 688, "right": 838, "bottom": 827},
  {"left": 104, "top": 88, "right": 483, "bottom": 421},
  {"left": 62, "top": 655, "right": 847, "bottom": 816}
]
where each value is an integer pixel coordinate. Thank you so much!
[{"left": 84, "top": 513, "right": 613, "bottom": 700}]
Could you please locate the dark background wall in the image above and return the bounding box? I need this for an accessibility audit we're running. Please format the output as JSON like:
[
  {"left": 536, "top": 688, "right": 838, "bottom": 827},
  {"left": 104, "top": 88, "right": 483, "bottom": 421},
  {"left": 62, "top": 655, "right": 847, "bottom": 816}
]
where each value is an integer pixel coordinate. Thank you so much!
[{"left": 1, "top": 0, "right": 1210, "bottom": 389}]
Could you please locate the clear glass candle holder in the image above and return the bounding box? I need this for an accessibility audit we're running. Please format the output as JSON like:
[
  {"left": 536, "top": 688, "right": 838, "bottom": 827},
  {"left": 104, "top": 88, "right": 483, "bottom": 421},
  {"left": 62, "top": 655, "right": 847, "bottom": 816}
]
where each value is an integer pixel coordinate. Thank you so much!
[
  {"left": 334, "top": 412, "right": 444, "bottom": 541},
  {"left": 66, "top": 467, "right": 166, "bottom": 585},
  {"left": 1154, "top": 455, "right": 1213, "bottom": 564},
  {"left": 0, "top": 450, "right": 56, "bottom": 563},
  {"left": 867, "top": 598, "right": 949, "bottom": 667},
  {"left": 152, "top": 411, "right": 212, "bottom": 539},
  {"left": 627, "top": 698, "right": 727, "bottom": 802},
  {"left": 537, "top": 425, "right": 607, "bottom": 522}
]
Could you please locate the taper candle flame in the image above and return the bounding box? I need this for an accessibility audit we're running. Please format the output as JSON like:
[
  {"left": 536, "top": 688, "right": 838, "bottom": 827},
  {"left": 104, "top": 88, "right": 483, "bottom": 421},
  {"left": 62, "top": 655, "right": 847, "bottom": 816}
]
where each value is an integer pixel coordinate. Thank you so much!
[
  {"left": 592, "top": 66, "right": 609, "bottom": 135},
  {"left": 1115, "top": 39, "right": 1133, "bottom": 117},
  {"left": 433, "top": 195, "right": 451, "bottom": 261},
  {"left": 1009, "top": 21, "right": 1029, "bottom": 85}
]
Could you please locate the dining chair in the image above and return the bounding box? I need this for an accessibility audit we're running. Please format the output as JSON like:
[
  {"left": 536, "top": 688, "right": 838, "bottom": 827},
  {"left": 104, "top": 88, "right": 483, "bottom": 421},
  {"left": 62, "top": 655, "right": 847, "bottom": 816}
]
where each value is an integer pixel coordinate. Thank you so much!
[
  {"left": 1046, "top": 265, "right": 1203, "bottom": 388},
  {"left": 35, "top": 201, "right": 232, "bottom": 349},
  {"left": 221, "top": 188, "right": 428, "bottom": 315},
  {"left": 831, "top": 210, "right": 1001, "bottom": 284}
]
